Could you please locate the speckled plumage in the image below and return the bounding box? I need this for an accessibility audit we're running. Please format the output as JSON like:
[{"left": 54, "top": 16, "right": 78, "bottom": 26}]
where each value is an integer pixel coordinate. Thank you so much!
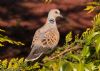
[{"left": 25, "top": 9, "right": 62, "bottom": 61}]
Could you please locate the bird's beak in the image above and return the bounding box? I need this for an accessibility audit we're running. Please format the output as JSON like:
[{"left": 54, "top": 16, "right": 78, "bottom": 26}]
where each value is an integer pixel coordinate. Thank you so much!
[{"left": 59, "top": 14, "right": 63, "bottom": 18}]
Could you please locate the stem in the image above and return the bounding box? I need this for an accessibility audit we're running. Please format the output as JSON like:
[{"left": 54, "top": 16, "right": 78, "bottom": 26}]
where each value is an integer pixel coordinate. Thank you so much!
[{"left": 49, "top": 45, "right": 82, "bottom": 60}]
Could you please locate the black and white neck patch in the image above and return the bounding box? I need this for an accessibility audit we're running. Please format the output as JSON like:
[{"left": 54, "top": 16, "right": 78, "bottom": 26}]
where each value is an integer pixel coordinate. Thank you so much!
[{"left": 49, "top": 19, "right": 55, "bottom": 24}]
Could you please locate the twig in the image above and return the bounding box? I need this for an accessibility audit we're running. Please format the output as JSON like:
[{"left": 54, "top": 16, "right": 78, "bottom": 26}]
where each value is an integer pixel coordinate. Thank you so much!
[{"left": 49, "top": 45, "right": 82, "bottom": 60}]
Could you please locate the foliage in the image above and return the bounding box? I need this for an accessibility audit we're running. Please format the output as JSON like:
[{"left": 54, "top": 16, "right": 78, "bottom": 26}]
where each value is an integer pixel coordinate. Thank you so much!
[
  {"left": 0, "top": 1, "right": 100, "bottom": 71},
  {"left": 93, "top": 13, "right": 100, "bottom": 31},
  {"left": 0, "top": 29, "right": 24, "bottom": 47},
  {"left": 0, "top": 58, "right": 40, "bottom": 71},
  {"left": 85, "top": 2, "right": 100, "bottom": 13}
]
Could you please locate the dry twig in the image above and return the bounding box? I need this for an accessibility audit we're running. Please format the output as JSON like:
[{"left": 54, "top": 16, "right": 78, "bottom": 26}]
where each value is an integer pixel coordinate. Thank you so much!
[{"left": 49, "top": 45, "right": 82, "bottom": 60}]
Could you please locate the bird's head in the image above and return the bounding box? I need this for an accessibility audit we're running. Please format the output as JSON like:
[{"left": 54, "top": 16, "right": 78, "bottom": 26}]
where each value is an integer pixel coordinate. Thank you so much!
[{"left": 48, "top": 9, "right": 63, "bottom": 19}]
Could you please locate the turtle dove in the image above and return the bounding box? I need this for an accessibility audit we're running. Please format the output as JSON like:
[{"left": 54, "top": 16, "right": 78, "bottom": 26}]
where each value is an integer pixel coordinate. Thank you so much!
[{"left": 25, "top": 9, "right": 63, "bottom": 61}]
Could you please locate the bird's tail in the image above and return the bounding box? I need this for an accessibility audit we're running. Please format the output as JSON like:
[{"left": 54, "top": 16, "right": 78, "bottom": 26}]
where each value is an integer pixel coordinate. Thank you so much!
[{"left": 25, "top": 48, "right": 43, "bottom": 62}]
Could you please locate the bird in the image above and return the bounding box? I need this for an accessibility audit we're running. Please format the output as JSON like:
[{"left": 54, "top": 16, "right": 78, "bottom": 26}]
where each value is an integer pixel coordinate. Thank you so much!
[{"left": 25, "top": 9, "right": 63, "bottom": 62}]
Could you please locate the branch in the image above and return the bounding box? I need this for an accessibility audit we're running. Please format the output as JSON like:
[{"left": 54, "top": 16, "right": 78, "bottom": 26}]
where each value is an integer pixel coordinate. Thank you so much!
[{"left": 49, "top": 45, "right": 82, "bottom": 60}]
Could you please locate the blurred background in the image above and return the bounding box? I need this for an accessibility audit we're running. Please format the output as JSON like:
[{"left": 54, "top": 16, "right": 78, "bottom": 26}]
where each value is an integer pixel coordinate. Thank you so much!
[{"left": 0, "top": 0, "right": 96, "bottom": 60}]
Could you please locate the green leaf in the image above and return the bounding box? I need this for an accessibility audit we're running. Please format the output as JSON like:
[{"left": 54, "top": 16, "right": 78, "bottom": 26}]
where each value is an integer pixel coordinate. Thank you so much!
[
  {"left": 0, "top": 43, "right": 4, "bottom": 47},
  {"left": 84, "top": 6, "right": 95, "bottom": 13},
  {"left": 93, "top": 13, "right": 100, "bottom": 31},
  {"left": 85, "top": 62, "right": 96, "bottom": 71},
  {"left": 59, "top": 60, "right": 73, "bottom": 71},
  {"left": 65, "top": 32, "right": 72, "bottom": 45},
  {"left": 81, "top": 46, "right": 90, "bottom": 58},
  {"left": 76, "top": 62, "right": 84, "bottom": 71},
  {"left": 2, "top": 59, "right": 8, "bottom": 68},
  {"left": 0, "top": 29, "right": 5, "bottom": 32},
  {"left": 0, "top": 28, "right": 24, "bottom": 47},
  {"left": 67, "top": 53, "right": 80, "bottom": 62},
  {"left": 95, "top": 36, "right": 100, "bottom": 54}
]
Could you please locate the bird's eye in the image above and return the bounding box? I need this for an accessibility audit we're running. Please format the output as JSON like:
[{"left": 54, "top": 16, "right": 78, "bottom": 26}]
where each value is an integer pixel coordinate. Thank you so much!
[{"left": 55, "top": 11, "right": 58, "bottom": 14}]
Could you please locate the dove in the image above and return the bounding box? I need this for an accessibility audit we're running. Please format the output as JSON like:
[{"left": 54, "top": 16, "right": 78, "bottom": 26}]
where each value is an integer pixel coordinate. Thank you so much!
[{"left": 25, "top": 9, "right": 63, "bottom": 62}]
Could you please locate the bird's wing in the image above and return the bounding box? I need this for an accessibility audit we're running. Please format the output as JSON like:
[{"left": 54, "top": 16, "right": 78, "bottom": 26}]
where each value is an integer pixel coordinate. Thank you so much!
[
  {"left": 31, "top": 27, "right": 59, "bottom": 48},
  {"left": 42, "top": 28, "right": 59, "bottom": 49},
  {"left": 30, "top": 29, "right": 46, "bottom": 49}
]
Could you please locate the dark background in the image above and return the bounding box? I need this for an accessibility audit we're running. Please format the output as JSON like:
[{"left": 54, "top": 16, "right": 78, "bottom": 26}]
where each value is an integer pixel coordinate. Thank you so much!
[{"left": 0, "top": 0, "right": 96, "bottom": 60}]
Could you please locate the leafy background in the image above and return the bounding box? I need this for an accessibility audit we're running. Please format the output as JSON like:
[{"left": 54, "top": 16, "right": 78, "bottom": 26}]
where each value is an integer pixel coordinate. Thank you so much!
[{"left": 0, "top": 0, "right": 100, "bottom": 71}]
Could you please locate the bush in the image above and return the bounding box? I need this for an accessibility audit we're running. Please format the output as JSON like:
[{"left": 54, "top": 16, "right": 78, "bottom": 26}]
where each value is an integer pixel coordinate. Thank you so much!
[{"left": 0, "top": 29, "right": 24, "bottom": 47}]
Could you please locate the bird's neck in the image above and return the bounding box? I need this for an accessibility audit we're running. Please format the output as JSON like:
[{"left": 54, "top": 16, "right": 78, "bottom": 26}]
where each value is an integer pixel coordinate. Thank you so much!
[
  {"left": 44, "top": 17, "right": 58, "bottom": 30},
  {"left": 46, "top": 17, "right": 56, "bottom": 24}
]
